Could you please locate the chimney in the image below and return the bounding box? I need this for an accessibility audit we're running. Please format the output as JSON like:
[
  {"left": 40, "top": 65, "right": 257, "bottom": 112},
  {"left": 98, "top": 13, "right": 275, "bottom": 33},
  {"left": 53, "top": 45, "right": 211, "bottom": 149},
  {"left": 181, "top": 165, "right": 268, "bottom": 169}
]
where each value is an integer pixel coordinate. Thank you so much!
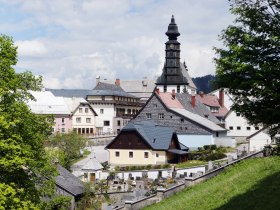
[
  {"left": 219, "top": 88, "right": 224, "bottom": 107},
  {"left": 115, "top": 78, "right": 120, "bottom": 86},
  {"left": 191, "top": 95, "right": 196, "bottom": 108},
  {"left": 96, "top": 75, "right": 100, "bottom": 85},
  {"left": 199, "top": 91, "right": 204, "bottom": 97},
  {"left": 155, "top": 88, "right": 160, "bottom": 95},
  {"left": 172, "top": 89, "right": 176, "bottom": 99}
]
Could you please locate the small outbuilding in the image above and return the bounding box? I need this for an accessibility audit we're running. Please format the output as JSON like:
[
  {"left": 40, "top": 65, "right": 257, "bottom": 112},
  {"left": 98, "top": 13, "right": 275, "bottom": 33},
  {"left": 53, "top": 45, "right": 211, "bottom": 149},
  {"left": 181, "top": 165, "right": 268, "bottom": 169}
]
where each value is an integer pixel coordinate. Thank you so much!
[{"left": 105, "top": 120, "right": 188, "bottom": 166}]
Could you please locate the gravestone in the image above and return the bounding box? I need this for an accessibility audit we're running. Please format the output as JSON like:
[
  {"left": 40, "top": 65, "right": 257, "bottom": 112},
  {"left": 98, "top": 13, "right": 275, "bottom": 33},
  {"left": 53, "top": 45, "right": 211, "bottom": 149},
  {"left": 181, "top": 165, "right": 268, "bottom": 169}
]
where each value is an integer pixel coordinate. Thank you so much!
[
  {"left": 228, "top": 155, "right": 233, "bottom": 163},
  {"left": 208, "top": 161, "right": 213, "bottom": 171}
]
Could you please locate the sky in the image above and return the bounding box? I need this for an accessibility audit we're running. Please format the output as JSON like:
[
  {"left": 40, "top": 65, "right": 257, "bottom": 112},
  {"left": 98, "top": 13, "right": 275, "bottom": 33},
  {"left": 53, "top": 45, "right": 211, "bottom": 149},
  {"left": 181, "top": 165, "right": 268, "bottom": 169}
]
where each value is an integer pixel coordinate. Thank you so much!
[{"left": 0, "top": 0, "right": 234, "bottom": 89}]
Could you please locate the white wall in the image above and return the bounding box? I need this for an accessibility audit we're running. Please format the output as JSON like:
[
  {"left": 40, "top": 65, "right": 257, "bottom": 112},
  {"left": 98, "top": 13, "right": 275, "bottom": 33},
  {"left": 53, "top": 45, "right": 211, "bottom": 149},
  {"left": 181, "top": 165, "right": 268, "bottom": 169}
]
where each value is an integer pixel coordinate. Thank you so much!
[
  {"left": 215, "top": 136, "right": 236, "bottom": 148},
  {"left": 225, "top": 111, "right": 262, "bottom": 137},
  {"left": 157, "top": 85, "right": 195, "bottom": 94},
  {"left": 91, "top": 104, "right": 115, "bottom": 133},
  {"left": 249, "top": 131, "right": 271, "bottom": 152}
]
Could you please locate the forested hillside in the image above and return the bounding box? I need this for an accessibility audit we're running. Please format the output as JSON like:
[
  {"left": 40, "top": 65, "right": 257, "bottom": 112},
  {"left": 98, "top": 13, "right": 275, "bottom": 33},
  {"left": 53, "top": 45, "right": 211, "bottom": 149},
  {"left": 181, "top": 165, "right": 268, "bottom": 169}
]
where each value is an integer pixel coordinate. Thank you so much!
[{"left": 192, "top": 74, "right": 216, "bottom": 93}]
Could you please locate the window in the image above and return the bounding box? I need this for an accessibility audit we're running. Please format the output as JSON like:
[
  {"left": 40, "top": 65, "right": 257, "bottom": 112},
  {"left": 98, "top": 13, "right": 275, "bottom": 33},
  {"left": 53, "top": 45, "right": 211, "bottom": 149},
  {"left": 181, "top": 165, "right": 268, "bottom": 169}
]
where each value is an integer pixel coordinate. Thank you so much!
[
  {"left": 156, "top": 153, "right": 159, "bottom": 158},
  {"left": 62, "top": 118, "right": 65, "bottom": 123},
  {"left": 255, "top": 126, "right": 259, "bottom": 130},
  {"left": 85, "top": 108, "right": 89, "bottom": 113},
  {"left": 180, "top": 118, "right": 184, "bottom": 122},
  {"left": 117, "top": 120, "right": 121, "bottom": 126},
  {"left": 229, "top": 126, "right": 233, "bottom": 130},
  {"left": 76, "top": 117, "right": 81, "bottom": 123},
  {"left": 158, "top": 113, "right": 164, "bottom": 119},
  {"left": 177, "top": 85, "right": 180, "bottom": 93},
  {"left": 104, "top": 121, "right": 110, "bottom": 126},
  {"left": 86, "top": 118, "right": 91, "bottom": 123},
  {"left": 247, "top": 127, "right": 251, "bottom": 130},
  {"left": 82, "top": 128, "right": 85, "bottom": 134},
  {"left": 129, "top": 152, "right": 133, "bottom": 158},
  {"left": 153, "top": 104, "right": 157, "bottom": 108},
  {"left": 79, "top": 108, "right": 83, "bottom": 113},
  {"left": 163, "top": 85, "right": 167, "bottom": 92},
  {"left": 115, "top": 151, "right": 120, "bottom": 157},
  {"left": 61, "top": 128, "right": 65, "bottom": 133},
  {"left": 144, "top": 152, "right": 149, "bottom": 158},
  {"left": 90, "top": 128, "right": 93, "bottom": 133},
  {"left": 86, "top": 128, "right": 89, "bottom": 133},
  {"left": 237, "top": 126, "right": 241, "bottom": 130},
  {"left": 146, "top": 113, "right": 151, "bottom": 119},
  {"left": 84, "top": 173, "right": 88, "bottom": 179},
  {"left": 236, "top": 112, "right": 241, "bottom": 117},
  {"left": 100, "top": 109, "right": 104, "bottom": 114}
]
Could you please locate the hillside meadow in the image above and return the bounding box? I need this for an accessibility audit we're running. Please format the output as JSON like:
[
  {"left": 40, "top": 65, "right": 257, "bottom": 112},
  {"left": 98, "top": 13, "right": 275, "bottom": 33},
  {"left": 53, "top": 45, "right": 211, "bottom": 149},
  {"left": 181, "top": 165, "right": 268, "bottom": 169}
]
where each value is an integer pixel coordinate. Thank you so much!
[{"left": 144, "top": 157, "right": 280, "bottom": 210}]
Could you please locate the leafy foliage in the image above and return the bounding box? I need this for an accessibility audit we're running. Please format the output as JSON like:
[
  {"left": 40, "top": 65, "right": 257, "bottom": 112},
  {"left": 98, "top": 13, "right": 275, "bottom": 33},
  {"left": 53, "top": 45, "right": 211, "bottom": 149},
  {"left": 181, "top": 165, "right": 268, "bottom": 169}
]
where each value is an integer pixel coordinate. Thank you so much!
[
  {"left": 214, "top": 0, "right": 280, "bottom": 131},
  {"left": 192, "top": 74, "right": 216, "bottom": 93},
  {"left": 0, "top": 35, "right": 70, "bottom": 209},
  {"left": 46, "top": 132, "right": 87, "bottom": 169}
]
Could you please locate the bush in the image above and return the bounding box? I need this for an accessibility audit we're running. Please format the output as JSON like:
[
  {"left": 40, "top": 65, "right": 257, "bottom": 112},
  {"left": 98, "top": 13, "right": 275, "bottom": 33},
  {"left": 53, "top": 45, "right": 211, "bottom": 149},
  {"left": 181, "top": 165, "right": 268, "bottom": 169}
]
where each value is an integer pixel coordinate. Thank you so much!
[
  {"left": 205, "top": 152, "right": 226, "bottom": 161},
  {"left": 162, "top": 164, "right": 170, "bottom": 169},
  {"left": 146, "top": 164, "right": 152, "bottom": 170}
]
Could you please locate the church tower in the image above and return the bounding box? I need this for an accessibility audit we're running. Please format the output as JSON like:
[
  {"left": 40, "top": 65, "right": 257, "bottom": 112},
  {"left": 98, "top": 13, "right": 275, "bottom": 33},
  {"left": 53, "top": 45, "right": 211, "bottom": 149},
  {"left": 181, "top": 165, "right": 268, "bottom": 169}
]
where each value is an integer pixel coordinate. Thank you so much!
[{"left": 156, "top": 15, "right": 196, "bottom": 94}]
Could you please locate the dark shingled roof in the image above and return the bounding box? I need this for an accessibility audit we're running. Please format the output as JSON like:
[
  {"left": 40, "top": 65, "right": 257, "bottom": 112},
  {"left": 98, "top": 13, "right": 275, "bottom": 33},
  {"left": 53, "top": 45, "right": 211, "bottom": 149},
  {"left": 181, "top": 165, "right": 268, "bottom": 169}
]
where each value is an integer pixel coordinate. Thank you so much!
[
  {"left": 116, "top": 120, "right": 187, "bottom": 151},
  {"left": 91, "top": 82, "right": 138, "bottom": 98},
  {"left": 55, "top": 165, "right": 85, "bottom": 196}
]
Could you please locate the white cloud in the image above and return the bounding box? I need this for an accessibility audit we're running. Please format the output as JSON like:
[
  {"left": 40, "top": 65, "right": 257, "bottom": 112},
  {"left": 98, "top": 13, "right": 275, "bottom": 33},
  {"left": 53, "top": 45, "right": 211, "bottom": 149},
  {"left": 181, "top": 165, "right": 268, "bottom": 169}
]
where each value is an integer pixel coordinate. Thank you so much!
[
  {"left": 2, "top": 0, "right": 234, "bottom": 89},
  {"left": 15, "top": 40, "right": 48, "bottom": 57}
]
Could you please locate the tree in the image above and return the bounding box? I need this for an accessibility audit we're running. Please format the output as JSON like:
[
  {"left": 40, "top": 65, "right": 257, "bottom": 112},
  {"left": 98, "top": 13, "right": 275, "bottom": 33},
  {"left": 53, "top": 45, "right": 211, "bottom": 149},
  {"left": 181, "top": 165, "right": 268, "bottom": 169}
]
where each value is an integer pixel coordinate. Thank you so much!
[
  {"left": 214, "top": 0, "right": 280, "bottom": 133},
  {"left": 0, "top": 35, "right": 69, "bottom": 208},
  {"left": 46, "top": 132, "right": 87, "bottom": 169}
]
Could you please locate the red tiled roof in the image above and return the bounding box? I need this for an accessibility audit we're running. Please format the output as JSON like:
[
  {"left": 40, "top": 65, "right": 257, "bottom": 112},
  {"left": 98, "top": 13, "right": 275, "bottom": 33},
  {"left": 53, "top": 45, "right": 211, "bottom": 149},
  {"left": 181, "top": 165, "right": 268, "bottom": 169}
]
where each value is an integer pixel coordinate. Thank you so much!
[
  {"left": 196, "top": 94, "right": 228, "bottom": 117},
  {"left": 196, "top": 94, "right": 220, "bottom": 107},
  {"left": 157, "top": 92, "right": 184, "bottom": 109}
]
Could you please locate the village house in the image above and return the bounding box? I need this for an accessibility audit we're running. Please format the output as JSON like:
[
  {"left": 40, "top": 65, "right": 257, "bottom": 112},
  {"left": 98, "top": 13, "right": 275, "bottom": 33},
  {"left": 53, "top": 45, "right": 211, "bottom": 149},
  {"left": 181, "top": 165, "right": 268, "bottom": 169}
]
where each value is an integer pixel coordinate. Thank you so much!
[
  {"left": 105, "top": 120, "right": 188, "bottom": 166},
  {"left": 211, "top": 88, "right": 263, "bottom": 142},
  {"left": 64, "top": 97, "right": 97, "bottom": 135},
  {"left": 86, "top": 80, "right": 143, "bottom": 134},
  {"left": 55, "top": 165, "right": 85, "bottom": 210},
  {"left": 247, "top": 128, "right": 272, "bottom": 152},
  {"left": 27, "top": 90, "right": 72, "bottom": 133},
  {"left": 134, "top": 89, "right": 228, "bottom": 148},
  {"left": 195, "top": 89, "right": 228, "bottom": 125}
]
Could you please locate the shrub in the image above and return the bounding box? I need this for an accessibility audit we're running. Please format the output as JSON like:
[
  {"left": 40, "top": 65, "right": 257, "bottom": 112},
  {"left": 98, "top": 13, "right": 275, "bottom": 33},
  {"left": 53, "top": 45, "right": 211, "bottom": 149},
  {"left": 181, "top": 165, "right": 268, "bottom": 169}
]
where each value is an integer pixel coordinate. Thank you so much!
[
  {"left": 115, "top": 166, "right": 120, "bottom": 171},
  {"left": 205, "top": 152, "right": 226, "bottom": 161},
  {"left": 162, "top": 164, "right": 170, "bottom": 169},
  {"left": 146, "top": 164, "right": 152, "bottom": 170}
]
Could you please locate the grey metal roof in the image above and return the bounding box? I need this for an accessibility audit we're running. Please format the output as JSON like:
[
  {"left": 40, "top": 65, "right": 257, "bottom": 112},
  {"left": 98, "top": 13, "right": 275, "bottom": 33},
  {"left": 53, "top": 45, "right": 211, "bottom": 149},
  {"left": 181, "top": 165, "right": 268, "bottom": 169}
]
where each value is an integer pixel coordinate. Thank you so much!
[
  {"left": 121, "top": 120, "right": 185, "bottom": 151},
  {"left": 170, "top": 108, "right": 226, "bottom": 132},
  {"left": 180, "top": 62, "right": 197, "bottom": 89},
  {"left": 81, "top": 158, "right": 103, "bottom": 171},
  {"left": 47, "top": 88, "right": 93, "bottom": 99},
  {"left": 55, "top": 165, "right": 85, "bottom": 196}
]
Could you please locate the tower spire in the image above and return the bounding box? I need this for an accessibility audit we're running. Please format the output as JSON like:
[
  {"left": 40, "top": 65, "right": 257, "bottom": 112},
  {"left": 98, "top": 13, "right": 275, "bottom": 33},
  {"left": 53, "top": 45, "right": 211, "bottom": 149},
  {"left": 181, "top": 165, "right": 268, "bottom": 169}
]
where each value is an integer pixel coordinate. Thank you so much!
[{"left": 166, "top": 15, "right": 180, "bottom": 40}]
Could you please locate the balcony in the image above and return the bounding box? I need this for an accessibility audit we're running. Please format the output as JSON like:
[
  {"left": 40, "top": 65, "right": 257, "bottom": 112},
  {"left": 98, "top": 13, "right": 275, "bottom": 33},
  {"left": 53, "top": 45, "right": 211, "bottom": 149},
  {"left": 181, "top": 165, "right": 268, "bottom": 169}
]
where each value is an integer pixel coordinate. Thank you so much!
[{"left": 116, "top": 113, "right": 136, "bottom": 118}]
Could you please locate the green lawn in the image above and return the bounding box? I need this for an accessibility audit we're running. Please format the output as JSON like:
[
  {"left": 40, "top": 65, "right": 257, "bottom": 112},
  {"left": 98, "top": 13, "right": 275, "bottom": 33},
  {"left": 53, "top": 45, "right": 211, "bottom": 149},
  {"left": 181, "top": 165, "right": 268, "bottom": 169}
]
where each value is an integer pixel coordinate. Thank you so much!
[
  {"left": 175, "top": 160, "right": 206, "bottom": 168},
  {"left": 144, "top": 157, "right": 280, "bottom": 210}
]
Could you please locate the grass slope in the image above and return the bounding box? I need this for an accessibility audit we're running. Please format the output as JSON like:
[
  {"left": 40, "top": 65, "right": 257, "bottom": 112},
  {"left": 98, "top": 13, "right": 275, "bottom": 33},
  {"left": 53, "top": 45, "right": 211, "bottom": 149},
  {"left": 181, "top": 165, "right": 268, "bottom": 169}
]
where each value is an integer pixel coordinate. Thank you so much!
[{"left": 144, "top": 157, "right": 280, "bottom": 210}]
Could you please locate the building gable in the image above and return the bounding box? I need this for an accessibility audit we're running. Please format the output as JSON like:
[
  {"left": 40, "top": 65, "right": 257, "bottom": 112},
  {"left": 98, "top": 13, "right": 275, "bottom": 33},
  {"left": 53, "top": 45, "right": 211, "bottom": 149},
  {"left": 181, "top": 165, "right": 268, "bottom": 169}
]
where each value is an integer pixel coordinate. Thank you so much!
[{"left": 107, "top": 131, "right": 151, "bottom": 150}]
